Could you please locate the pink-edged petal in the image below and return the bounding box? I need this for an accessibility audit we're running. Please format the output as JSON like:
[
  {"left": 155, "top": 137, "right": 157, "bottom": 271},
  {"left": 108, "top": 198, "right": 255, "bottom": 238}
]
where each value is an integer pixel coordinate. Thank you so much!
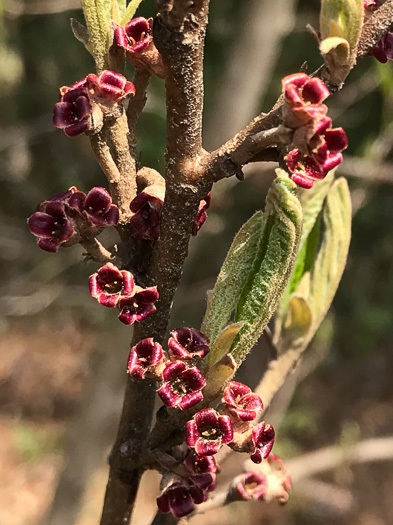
[
  {"left": 178, "top": 391, "right": 203, "bottom": 410},
  {"left": 218, "top": 415, "right": 233, "bottom": 444},
  {"left": 321, "top": 152, "right": 343, "bottom": 172},
  {"left": 194, "top": 408, "right": 219, "bottom": 430},
  {"left": 302, "top": 77, "right": 330, "bottom": 104},
  {"left": 195, "top": 438, "right": 221, "bottom": 456},
  {"left": 283, "top": 73, "right": 309, "bottom": 90},
  {"left": 186, "top": 420, "right": 199, "bottom": 447},
  {"left": 121, "top": 271, "right": 135, "bottom": 296},
  {"left": 291, "top": 173, "right": 315, "bottom": 188},
  {"left": 68, "top": 191, "right": 86, "bottom": 212},
  {"left": 28, "top": 212, "right": 58, "bottom": 238},
  {"left": 134, "top": 303, "right": 156, "bottom": 322},
  {"left": 162, "top": 360, "right": 186, "bottom": 381},
  {"left": 37, "top": 238, "right": 61, "bottom": 252},
  {"left": 85, "top": 187, "right": 112, "bottom": 213},
  {"left": 114, "top": 25, "right": 128, "bottom": 48},
  {"left": 324, "top": 127, "right": 348, "bottom": 153},
  {"left": 157, "top": 383, "right": 181, "bottom": 407},
  {"left": 97, "top": 293, "right": 120, "bottom": 308},
  {"left": 64, "top": 118, "right": 90, "bottom": 137},
  {"left": 53, "top": 102, "right": 76, "bottom": 128},
  {"left": 103, "top": 205, "right": 119, "bottom": 225},
  {"left": 181, "top": 368, "right": 206, "bottom": 391},
  {"left": 118, "top": 307, "right": 137, "bottom": 325}
]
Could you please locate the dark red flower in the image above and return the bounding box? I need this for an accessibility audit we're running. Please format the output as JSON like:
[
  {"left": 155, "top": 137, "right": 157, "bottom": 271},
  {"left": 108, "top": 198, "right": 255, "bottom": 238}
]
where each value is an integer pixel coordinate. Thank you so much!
[
  {"left": 157, "top": 361, "right": 206, "bottom": 410},
  {"left": 285, "top": 146, "right": 344, "bottom": 189},
  {"left": 28, "top": 201, "right": 74, "bottom": 252},
  {"left": 186, "top": 408, "right": 233, "bottom": 456},
  {"left": 89, "top": 263, "right": 134, "bottom": 308},
  {"left": 222, "top": 381, "right": 263, "bottom": 421},
  {"left": 156, "top": 481, "right": 206, "bottom": 518},
  {"left": 250, "top": 422, "right": 275, "bottom": 464},
  {"left": 84, "top": 187, "right": 119, "bottom": 226},
  {"left": 129, "top": 191, "right": 163, "bottom": 241},
  {"left": 114, "top": 17, "right": 165, "bottom": 78},
  {"left": 53, "top": 87, "right": 93, "bottom": 137},
  {"left": 282, "top": 73, "right": 329, "bottom": 128},
  {"left": 127, "top": 338, "right": 165, "bottom": 379},
  {"left": 118, "top": 286, "right": 159, "bottom": 325},
  {"left": 236, "top": 471, "right": 267, "bottom": 500},
  {"left": 192, "top": 193, "right": 211, "bottom": 235},
  {"left": 85, "top": 70, "right": 135, "bottom": 102},
  {"left": 168, "top": 327, "right": 210, "bottom": 360}
]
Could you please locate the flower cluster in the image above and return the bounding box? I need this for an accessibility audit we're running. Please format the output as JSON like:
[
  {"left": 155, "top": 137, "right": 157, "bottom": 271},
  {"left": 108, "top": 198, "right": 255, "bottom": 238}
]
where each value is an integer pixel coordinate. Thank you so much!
[
  {"left": 90, "top": 263, "right": 158, "bottom": 325},
  {"left": 364, "top": 1, "right": 393, "bottom": 63},
  {"left": 185, "top": 382, "right": 275, "bottom": 463},
  {"left": 127, "top": 328, "right": 209, "bottom": 410},
  {"left": 236, "top": 454, "right": 291, "bottom": 504},
  {"left": 28, "top": 186, "right": 119, "bottom": 252},
  {"left": 157, "top": 450, "right": 217, "bottom": 518},
  {"left": 282, "top": 73, "right": 348, "bottom": 188},
  {"left": 53, "top": 70, "right": 135, "bottom": 136},
  {"left": 114, "top": 17, "right": 166, "bottom": 78}
]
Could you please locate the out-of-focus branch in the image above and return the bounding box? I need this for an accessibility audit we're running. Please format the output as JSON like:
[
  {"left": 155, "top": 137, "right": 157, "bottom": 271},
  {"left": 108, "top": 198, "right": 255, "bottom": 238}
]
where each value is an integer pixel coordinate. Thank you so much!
[
  {"left": 4, "top": 0, "right": 81, "bottom": 16},
  {"left": 204, "top": 0, "right": 297, "bottom": 149}
]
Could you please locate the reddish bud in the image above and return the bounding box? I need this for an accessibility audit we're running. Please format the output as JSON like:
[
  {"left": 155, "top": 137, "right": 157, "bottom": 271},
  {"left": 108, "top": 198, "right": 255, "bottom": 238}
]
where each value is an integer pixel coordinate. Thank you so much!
[{"left": 129, "top": 191, "right": 163, "bottom": 241}]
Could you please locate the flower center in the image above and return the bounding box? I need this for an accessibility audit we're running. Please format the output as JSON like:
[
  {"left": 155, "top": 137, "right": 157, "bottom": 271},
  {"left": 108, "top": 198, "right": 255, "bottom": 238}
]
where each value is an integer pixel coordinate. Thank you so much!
[
  {"left": 103, "top": 279, "right": 123, "bottom": 294},
  {"left": 171, "top": 375, "right": 191, "bottom": 395},
  {"left": 201, "top": 427, "right": 220, "bottom": 441}
]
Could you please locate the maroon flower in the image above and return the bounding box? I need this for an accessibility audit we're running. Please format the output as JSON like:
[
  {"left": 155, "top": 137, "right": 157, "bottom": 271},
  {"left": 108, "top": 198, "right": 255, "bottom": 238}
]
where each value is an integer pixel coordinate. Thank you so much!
[
  {"left": 53, "top": 87, "right": 93, "bottom": 137},
  {"left": 186, "top": 408, "right": 233, "bottom": 456},
  {"left": 129, "top": 191, "right": 163, "bottom": 241},
  {"left": 117, "top": 286, "right": 159, "bottom": 325},
  {"left": 236, "top": 471, "right": 267, "bottom": 501},
  {"left": 83, "top": 187, "right": 119, "bottom": 226},
  {"left": 157, "top": 361, "right": 206, "bottom": 410},
  {"left": 89, "top": 263, "right": 135, "bottom": 308},
  {"left": 127, "top": 338, "right": 166, "bottom": 379},
  {"left": 372, "top": 31, "right": 393, "bottom": 63},
  {"left": 192, "top": 193, "right": 211, "bottom": 236},
  {"left": 285, "top": 146, "right": 344, "bottom": 189},
  {"left": 282, "top": 73, "right": 329, "bottom": 128},
  {"left": 222, "top": 381, "right": 263, "bottom": 422},
  {"left": 85, "top": 70, "right": 135, "bottom": 102},
  {"left": 250, "top": 422, "right": 275, "bottom": 464},
  {"left": 157, "top": 481, "right": 206, "bottom": 518},
  {"left": 184, "top": 450, "right": 218, "bottom": 475},
  {"left": 114, "top": 17, "right": 165, "bottom": 78},
  {"left": 168, "top": 328, "right": 210, "bottom": 360},
  {"left": 28, "top": 201, "right": 74, "bottom": 252}
]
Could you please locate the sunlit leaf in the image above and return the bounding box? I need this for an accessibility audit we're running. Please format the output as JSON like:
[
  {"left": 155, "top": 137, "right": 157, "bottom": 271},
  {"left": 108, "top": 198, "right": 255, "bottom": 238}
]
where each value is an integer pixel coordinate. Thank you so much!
[{"left": 209, "top": 322, "right": 244, "bottom": 367}]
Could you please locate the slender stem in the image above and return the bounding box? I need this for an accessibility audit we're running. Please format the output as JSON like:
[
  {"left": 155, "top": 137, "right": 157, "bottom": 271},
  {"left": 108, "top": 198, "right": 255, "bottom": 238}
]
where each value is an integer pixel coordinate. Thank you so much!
[
  {"left": 79, "top": 236, "right": 117, "bottom": 264},
  {"left": 99, "top": 2, "right": 211, "bottom": 524}
]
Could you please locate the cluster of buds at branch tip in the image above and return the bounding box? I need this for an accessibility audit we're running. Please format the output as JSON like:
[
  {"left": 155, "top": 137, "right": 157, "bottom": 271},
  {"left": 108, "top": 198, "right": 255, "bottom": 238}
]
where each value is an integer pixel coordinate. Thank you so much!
[
  {"left": 28, "top": 186, "right": 119, "bottom": 252},
  {"left": 237, "top": 454, "right": 291, "bottom": 504},
  {"left": 53, "top": 70, "right": 135, "bottom": 136},
  {"left": 114, "top": 17, "right": 166, "bottom": 78},
  {"left": 282, "top": 73, "right": 348, "bottom": 188},
  {"left": 364, "top": 1, "right": 393, "bottom": 62},
  {"left": 90, "top": 263, "right": 158, "bottom": 324}
]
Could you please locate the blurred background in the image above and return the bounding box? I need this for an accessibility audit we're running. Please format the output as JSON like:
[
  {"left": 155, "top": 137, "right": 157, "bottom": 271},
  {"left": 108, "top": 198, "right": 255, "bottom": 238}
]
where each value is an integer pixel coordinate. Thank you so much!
[{"left": 1, "top": 0, "right": 393, "bottom": 524}]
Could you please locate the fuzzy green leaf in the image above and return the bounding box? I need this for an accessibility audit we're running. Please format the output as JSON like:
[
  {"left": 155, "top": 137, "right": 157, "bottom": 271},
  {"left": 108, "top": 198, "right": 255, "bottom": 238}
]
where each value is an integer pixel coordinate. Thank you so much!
[
  {"left": 229, "top": 170, "right": 303, "bottom": 366},
  {"left": 279, "top": 173, "right": 334, "bottom": 317},
  {"left": 120, "top": 0, "right": 144, "bottom": 25},
  {"left": 117, "top": 0, "right": 127, "bottom": 17},
  {"left": 201, "top": 211, "right": 264, "bottom": 345},
  {"left": 308, "top": 177, "right": 352, "bottom": 327},
  {"left": 81, "top": 0, "right": 112, "bottom": 70}
]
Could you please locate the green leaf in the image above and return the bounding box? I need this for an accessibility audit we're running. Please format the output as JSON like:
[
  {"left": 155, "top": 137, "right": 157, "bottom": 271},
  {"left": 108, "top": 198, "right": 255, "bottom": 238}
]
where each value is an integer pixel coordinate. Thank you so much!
[
  {"left": 320, "top": 0, "right": 363, "bottom": 52},
  {"left": 117, "top": 0, "right": 127, "bottom": 17},
  {"left": 120, "top": 0, "right": 144, "bottom": 25},
  {"left": 201, "top": 211, "right": 264, "bottom": 345},
  {"left": 308, "top": 177, "right": 352, "bottom": 328},
  {"left": 279, "top": 173, "right": 334, "bottom": 317},
  {"left": 204, "top": 354, "right": 236, "bottom": 399},
  {"left": 209, "top": 322, "right": 244, "bottom": 367},
  {"left": 81, "top": 0, "right": 112, "bottom": 70},
  {"left": 229, "top": 169, "right": 303, "bottom": 366}
]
